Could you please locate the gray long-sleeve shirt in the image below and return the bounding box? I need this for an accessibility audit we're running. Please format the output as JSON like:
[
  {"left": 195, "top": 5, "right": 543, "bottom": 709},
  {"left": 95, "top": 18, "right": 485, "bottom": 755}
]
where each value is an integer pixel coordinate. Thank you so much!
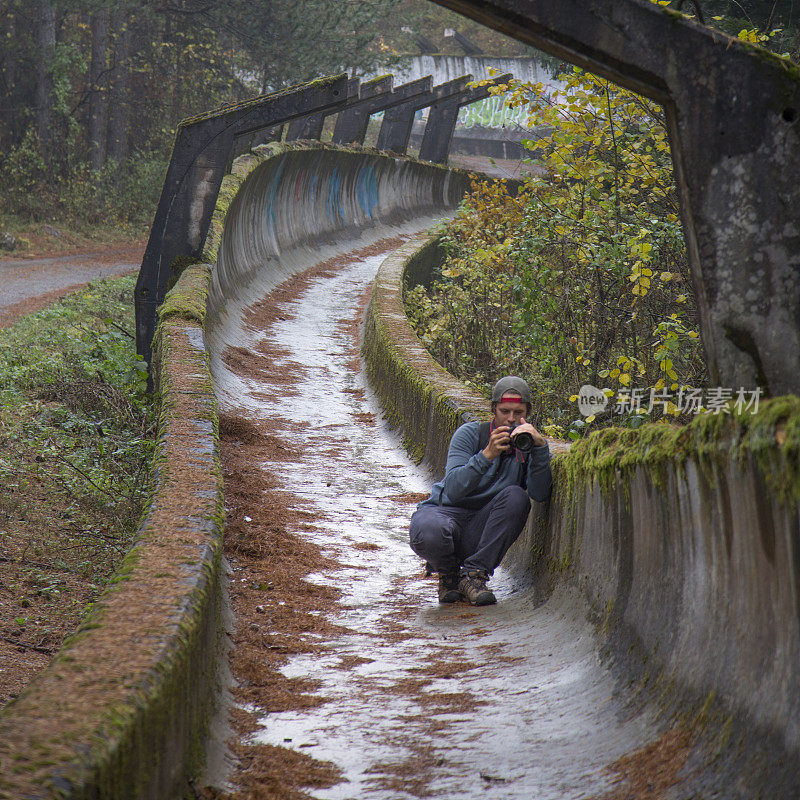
[{"left": 422, "top": 421, "right": 552, "bottom": 509}]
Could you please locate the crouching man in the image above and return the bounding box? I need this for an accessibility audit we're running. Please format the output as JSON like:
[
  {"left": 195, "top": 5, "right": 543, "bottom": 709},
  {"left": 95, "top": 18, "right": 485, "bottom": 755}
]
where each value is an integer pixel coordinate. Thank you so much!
[{"left": 409, "top": 376, "right": 552, "bottom": 606}]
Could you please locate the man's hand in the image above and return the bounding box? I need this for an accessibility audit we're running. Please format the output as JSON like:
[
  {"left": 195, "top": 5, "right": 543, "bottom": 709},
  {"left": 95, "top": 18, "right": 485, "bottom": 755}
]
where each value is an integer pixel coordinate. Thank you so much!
[
  {"left": 482, "top": 420, "right": 548, "bottom": 461},
  {"left": 482, "top": 425, "right": 512, "bottom": 461},
  {"left": 511, "top": 420, "right": 547, "bottom": 448}
]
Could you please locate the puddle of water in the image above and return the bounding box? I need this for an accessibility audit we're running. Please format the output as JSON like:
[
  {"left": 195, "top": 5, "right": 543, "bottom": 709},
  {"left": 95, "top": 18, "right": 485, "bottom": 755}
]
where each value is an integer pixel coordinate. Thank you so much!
[{"left": 212, "top": 238, "right": 659, "bottom": 799}]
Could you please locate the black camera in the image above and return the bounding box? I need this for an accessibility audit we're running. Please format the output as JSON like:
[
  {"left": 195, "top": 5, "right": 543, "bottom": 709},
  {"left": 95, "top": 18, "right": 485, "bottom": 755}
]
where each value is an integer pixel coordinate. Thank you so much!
[{"left": 509, "top": 424, "right": 535, "bottom": 454}]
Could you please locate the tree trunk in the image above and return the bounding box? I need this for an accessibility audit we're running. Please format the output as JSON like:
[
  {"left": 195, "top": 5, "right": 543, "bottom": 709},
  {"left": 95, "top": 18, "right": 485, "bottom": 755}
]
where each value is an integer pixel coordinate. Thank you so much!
[
  {"left": 107, "top": 7, "right": 131, "bottom": 165},
  {"left": 0, "top": 10, "right": 18, "bottom": 150},
  {"left": 34, "top": 2, "right": 56, "bottom": 152},
  {"left": 88, "top": 8, "right": 110, "bottom": 170}
]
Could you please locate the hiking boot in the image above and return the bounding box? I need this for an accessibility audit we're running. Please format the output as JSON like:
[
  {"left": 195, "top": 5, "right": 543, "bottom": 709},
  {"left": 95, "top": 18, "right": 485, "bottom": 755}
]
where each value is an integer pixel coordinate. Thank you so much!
[
  {"left": 438, "top": 572, "right": 462, "bottom": 604},
  {"left": 458, "top": 570, "right": 496, "bottom": 606}
]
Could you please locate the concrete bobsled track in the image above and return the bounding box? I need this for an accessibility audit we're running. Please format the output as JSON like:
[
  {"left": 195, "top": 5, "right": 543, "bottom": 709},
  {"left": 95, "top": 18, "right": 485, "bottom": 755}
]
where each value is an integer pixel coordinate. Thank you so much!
[
  {"left": 204, "top": 143, "right": 800, "bottom": 797},
  {"left": 1, "top": 142, "right": 798, "bottom": 799}
]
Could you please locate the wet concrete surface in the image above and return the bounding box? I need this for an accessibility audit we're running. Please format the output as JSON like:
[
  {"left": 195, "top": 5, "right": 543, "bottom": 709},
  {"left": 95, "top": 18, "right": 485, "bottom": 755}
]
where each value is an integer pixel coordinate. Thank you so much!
[{"left": 210, "top": 232, "right": 662, "bottom": 798}]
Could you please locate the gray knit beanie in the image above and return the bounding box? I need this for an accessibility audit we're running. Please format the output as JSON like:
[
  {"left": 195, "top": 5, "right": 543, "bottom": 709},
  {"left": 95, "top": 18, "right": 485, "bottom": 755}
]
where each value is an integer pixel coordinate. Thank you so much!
[{"left": 490, "top": 376, "right": 531, "bottom": 404}]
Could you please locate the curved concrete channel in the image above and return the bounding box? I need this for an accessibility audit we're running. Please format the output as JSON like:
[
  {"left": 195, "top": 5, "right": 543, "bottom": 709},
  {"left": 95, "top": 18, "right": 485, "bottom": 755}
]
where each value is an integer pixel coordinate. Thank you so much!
[
  {"left": 208, "top": 230, "right": 662, "bottom": 798},
  {"left": 201, "top": 145, "right": 680, "bottom": 797},
  {"left": 194, "top": 143, "right": 800, "bottom": 799},
  {"left": 2, "top": 147, "right": 795, "bottom": 799}
]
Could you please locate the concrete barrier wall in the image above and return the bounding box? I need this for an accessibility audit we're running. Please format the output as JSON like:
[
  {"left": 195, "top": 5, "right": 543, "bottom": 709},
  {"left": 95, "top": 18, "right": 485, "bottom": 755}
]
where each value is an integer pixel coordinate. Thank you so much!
[
  {"left": 0, "top": 265, "right": 225, "bottom": 799},
  {"left": 363, "top": 235, "right": 487, "bottom": 467},
  {"left": 203, "top": 141, "right": 471, "bottom": 324},
  {"left": 363, "top": 236, "right": 800, "bottom": 795},
  {"left": 549, "top": 419, "right": 800, "bottom": 784}
]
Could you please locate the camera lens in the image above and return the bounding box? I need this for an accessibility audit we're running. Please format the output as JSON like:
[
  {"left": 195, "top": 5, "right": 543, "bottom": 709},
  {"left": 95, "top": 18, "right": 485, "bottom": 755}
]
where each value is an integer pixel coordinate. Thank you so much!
[{"left": 513, "top": 430, "right": 535, "bottom": 454}]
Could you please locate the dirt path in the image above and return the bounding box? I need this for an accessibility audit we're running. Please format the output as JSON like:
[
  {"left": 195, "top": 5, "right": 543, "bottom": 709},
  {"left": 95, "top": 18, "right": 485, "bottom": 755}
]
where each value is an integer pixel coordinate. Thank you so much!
[
  {"left": 0, "top": 245, "right": 143, "bottom": 329},
  {"left": 205, "top": 235, "right": 686, "bottom": 799}
]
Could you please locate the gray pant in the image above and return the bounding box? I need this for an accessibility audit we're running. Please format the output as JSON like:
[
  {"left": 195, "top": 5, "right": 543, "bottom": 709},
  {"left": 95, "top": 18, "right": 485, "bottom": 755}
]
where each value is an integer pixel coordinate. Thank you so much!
[{"left": 409, "top": 485, "right": 531, "bottom": 576}]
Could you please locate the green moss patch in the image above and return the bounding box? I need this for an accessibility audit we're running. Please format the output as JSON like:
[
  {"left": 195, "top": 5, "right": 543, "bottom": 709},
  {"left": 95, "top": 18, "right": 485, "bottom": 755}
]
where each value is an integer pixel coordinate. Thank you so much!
[
  {"left": 560, "top": 395, "right": 800, "bottom": 506},
  {"left": 157, "top": 264, "right": 212, "bottom": 325}
]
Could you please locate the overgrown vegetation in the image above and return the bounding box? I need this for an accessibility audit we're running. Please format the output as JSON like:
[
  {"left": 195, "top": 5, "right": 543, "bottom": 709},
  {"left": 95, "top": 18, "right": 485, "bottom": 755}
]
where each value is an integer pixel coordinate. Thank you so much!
[
  {"left": 0, "top": 0, "right": 402, "bottom": 230},
  {"left": 405, "top": 1, "right": 800, "bottom": 440},
  {"left": 0, "top": 0, "right": 543, "bottom": 237},
  {"left": 406, "top": 69, "right": 706, "bottom": 438},
  {"left": 680, "top": 0, "right": 800, "bottom": 60},
  {"left": 0, "top": 275, "right": 154, "bottom": 677}
]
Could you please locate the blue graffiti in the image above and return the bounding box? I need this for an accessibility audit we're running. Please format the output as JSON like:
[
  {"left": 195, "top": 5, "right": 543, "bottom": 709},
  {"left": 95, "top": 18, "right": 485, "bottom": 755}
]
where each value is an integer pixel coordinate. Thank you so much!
[
  {"left": 308, "top": 171, "right": 319, "bottom": 202},
  {"left": 356, "top": 164, "right": 379, "bottom": 219},
  {"left": 265, "top": 159, "right": 286, "bottom": 231}
]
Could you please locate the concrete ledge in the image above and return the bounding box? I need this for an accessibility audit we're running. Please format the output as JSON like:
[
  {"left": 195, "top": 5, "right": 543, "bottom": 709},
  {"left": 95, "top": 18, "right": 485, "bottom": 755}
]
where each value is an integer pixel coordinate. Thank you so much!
[
  {"left": 362, "top": 233, "right": 800, "bottom": 796},
  {"left": 547, "top": 409, "right": 800, "bottom": 793},
  {"left": 0, "top": 265, "right": 225, "bottom": 800}
]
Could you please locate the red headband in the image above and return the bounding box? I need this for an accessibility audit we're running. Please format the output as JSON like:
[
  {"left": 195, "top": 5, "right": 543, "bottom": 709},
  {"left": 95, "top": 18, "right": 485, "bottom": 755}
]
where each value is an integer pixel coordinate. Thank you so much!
[{"left": 500, "top": 393, "right": 523, "bottom": 402}]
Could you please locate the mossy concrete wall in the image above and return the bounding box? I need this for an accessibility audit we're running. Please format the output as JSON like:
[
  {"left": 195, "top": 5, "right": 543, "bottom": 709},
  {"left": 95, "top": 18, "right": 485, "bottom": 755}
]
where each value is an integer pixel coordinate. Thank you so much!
[
  {"left": 363, "top": 235, "right": 488, "bottom": 467},
  {"left": 363, "top": 234, "right": 800, "bottom": 796},
  {"left": 0, "top": 264, "right": 225, "bottom": 800}
]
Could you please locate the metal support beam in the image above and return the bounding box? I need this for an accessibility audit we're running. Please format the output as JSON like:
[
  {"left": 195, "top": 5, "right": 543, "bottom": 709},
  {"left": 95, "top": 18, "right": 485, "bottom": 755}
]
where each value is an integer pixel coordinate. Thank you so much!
[
  {"left": 418, "top": 74, "right": 512, "bottom": 163},
  {"left": 285, "top": 77, "right": 361, "bottom": 140},
  {"left": 427, "top": 0, "right": 800, "bottom": 396},
  {"left": 376, "top": 76, "right": 470, "bottom": 155},
  {"left": 134, "top": 75, "right": 348, "bottom": 362}
]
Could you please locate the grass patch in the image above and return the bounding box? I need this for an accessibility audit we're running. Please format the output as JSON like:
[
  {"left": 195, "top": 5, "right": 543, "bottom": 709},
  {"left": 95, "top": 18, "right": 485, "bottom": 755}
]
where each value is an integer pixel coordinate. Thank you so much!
[{"left": 0, "top": 274, "right": 155, "bottom": 705}]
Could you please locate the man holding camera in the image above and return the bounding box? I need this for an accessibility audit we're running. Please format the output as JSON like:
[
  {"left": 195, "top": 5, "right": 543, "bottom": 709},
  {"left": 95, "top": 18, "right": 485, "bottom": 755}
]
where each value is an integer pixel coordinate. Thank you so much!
[{"left": 409, "top": 376, "right": 552, "bottom": 606}]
